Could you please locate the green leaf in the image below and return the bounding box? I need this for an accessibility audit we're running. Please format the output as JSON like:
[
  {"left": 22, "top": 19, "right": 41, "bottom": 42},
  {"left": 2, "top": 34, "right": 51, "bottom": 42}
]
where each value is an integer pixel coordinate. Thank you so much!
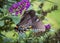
[
  {"left": 0, "top": 21, "right": 4, "bottom": 26},
  {"left": 10, "top": 15, "right": 21, "bottom": 24}
]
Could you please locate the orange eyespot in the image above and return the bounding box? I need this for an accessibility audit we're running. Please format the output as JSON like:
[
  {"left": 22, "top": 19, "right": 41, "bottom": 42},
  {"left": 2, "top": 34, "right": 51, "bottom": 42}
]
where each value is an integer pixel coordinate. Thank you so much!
[
  {"left": 29, "top": 26, "right": 32, "bottom": 29},
  {"left": 16, "top": 26, "right": 18, "bottom": 29}
]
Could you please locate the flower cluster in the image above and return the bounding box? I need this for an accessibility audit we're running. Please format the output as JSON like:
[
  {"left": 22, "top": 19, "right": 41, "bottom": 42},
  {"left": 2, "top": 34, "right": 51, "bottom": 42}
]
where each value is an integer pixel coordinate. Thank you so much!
[
  {"left": 45, "top": 24, "right": 51, "bottom": 30},
  {"left": 9, "top": 0, "right": 30, "bottom": 15}
]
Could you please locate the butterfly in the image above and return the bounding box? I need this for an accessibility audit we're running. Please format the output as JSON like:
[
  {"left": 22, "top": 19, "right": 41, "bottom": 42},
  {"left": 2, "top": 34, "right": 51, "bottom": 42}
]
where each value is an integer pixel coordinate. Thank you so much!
[{"left": 14, "top": 10, "right": 45, "bottom": 33}]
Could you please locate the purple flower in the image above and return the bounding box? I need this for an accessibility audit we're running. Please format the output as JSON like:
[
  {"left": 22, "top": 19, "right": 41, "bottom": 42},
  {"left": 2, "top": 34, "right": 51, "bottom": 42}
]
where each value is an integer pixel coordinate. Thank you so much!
[
  {"left": 18, "top": 1, "right": 22, "bottom": 6},
  {"left": 12, "top": 3, "right": 18, "bottom": 9},
  {"left": 22, "top": 0, "right": 30, "bottom": 9},
  {"left": 22, "top": 0, "right": 29, "bottom": 2},
  {"left": 9, "top": 7, "right": 13, "bottom": 13},
  {"left": 15, "top": 11, "right": 19, "bottom": 16},
  {"left": 9, "top": 0, "right": 30, "bottom": 15},
  {"left": 45, "top": 24, "right": 51, "bottom": 30},
  {"left": 25, "top": 2, "right": 30, "bottom": 10},
  {"left": 19, "top": 9, "right": 22, "bottom": 14}
]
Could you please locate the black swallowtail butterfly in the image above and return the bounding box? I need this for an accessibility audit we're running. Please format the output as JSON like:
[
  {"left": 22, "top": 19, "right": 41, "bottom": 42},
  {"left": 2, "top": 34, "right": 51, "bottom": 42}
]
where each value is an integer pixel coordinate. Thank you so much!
[{"left": 14, "top": 10, "right": 45, "bottom": 33}]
